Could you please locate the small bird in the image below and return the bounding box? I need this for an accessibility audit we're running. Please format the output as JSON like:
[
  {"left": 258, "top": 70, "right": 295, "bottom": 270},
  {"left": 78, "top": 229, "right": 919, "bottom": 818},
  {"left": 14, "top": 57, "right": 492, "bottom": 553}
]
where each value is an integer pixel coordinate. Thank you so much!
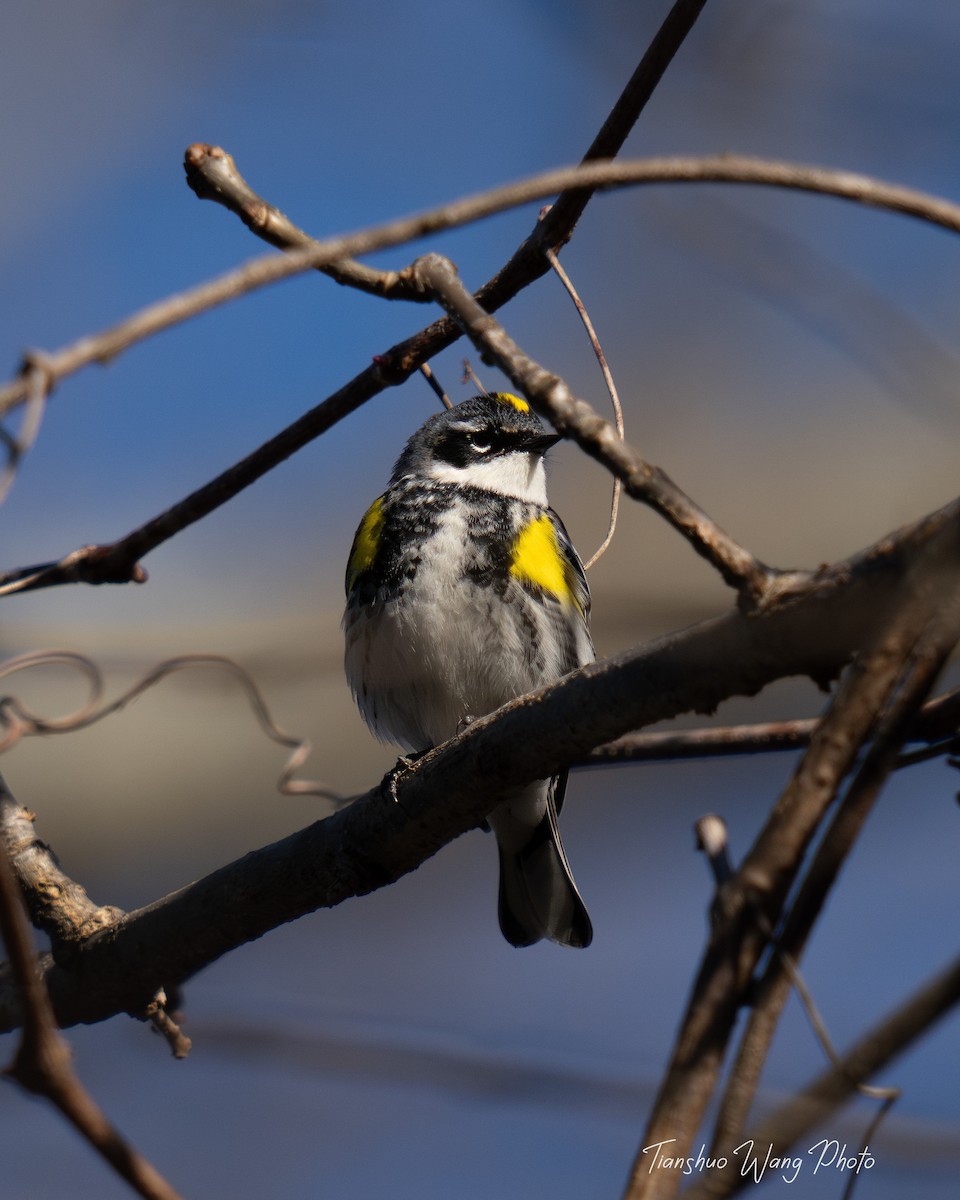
[{"left": 343, "top": 392, "right": 593, "bottom": 947}]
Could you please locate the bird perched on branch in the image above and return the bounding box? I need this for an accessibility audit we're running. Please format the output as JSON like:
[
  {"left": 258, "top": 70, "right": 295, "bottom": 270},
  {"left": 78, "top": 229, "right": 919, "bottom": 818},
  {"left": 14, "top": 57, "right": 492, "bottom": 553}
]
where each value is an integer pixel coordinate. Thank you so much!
[{"left": 344, "top": 391, "right": 593, "bottom": 947}]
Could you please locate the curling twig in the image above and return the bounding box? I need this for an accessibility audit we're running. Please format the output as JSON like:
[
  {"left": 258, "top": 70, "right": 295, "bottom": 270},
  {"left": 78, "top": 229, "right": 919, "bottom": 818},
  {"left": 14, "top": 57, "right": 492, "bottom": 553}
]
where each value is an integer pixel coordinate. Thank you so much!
[
  {"left": 541, "top": 208, "right": 625, "bottom": 570},
  {"left": 0, "top": 651, "right": 340, "bottom": 804}
]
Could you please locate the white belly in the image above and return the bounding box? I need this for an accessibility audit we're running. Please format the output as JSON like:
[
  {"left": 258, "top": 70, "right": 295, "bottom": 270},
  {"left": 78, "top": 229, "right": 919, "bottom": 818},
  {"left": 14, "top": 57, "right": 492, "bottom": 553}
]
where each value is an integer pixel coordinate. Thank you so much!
[{"left": 344, "top": 503, "right": 585, "bottom": 751}]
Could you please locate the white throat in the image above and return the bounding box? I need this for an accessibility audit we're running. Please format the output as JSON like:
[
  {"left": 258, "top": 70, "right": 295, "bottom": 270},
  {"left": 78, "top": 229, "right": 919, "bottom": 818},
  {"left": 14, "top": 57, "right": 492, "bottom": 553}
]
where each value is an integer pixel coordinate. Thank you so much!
[{"left": 430, "top": 451, "right": 549, "bottom": 504}]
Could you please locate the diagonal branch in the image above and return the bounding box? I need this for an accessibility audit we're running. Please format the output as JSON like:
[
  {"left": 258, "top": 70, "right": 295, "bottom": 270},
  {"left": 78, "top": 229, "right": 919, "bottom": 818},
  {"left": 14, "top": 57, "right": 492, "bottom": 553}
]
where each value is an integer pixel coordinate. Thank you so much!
[
  {"left": 408, "top": 252, "right": 776, "bottom": 600},
  {"left": 0, "top": 500, "right": 957, "bottom": 1038},
  {"left": 684, "top": 954, "right": 960, "bottom": 1199},
  {"left": 706, "top": 599, "right": 960, "bottom": 1173}
]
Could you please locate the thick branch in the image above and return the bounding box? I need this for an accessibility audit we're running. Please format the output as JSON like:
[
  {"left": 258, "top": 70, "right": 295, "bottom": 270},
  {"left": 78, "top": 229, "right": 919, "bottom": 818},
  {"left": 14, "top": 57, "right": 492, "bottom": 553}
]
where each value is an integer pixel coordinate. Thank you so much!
[
  {"left": 0, "top": 501, "right": 958, "bottom": 1036},
  {"left": 0, "top": 780, "right": 124, "bottom": 957}
]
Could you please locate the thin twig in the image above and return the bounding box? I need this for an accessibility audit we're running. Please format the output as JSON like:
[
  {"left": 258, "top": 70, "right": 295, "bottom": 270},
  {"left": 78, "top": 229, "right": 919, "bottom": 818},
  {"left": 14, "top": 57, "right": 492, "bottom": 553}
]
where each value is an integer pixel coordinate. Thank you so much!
[
  {"left": 578, "top": 685, "right": 960, "bottom": 767},
  {"left": 419, "top": 363, "right": 452, "bottom": 409},
  {"left": 541, "top": 208, "right": 624, "bottom": 570},
  {"left": 461, "top": 359, "right": 487, "bottom": 394},
  {"left": 0, "top": 355, "right": 51, "bottom": 507}
]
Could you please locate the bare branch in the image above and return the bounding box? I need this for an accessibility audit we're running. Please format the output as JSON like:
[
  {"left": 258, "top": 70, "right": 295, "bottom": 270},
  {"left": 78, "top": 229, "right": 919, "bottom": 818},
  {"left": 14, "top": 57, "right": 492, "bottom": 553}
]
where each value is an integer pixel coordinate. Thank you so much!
[
  {"left": 579, "top": 686, "right": 960, "bottom": 766},
  {"left": 184, "top": 142, "right": 405, "bottom": 296},
  {"left": 0, "top": 777, "right": 123, "bottom": 954},
  {"left": 0, "top": 157, "right": 958, "bottom": 421},
  {"left": 684, "top": 955, "right": 960, "bottom": 1199},
  {"left": 707, "top": 606, "right": 958, "bottom": 1168}
]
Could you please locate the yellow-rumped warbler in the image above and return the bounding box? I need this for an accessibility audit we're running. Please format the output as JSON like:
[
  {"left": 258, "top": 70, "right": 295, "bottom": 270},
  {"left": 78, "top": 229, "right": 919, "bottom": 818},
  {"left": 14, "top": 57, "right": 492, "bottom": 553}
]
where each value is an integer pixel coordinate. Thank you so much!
[{"left": 343, "top": 392, "right": 593, "bottom": 948}]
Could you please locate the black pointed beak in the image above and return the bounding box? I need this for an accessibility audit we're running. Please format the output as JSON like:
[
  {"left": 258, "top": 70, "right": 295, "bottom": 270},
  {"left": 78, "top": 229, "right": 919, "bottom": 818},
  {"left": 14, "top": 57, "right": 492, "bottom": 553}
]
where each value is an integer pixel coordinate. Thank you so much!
[{"left": 524, "top": 431, "right": 562, "bottom": 454}]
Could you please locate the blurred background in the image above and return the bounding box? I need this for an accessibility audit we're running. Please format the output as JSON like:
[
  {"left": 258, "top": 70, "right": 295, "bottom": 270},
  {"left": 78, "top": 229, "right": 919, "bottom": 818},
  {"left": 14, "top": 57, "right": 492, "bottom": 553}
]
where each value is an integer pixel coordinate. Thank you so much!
[{"left": 1, "top": 1, "right": 959, "bottom": 1196}]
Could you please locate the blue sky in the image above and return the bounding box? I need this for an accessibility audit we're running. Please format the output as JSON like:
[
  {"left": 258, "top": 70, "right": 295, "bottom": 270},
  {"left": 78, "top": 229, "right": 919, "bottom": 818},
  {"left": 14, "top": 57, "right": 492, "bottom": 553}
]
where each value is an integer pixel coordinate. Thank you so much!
[{"left": 1, "top": 3, "right": 960, "bottom": 1198}]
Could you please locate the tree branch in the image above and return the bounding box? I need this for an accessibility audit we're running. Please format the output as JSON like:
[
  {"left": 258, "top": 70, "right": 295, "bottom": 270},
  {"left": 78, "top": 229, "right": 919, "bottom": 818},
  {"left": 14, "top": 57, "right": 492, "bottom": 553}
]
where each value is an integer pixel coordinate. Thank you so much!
[
  {"left": 1, "top": 499, "right": 958, "bottom": 1037},
  {"left": 579, "top": 685, "right": 960, "bottom": 766},
  {"left": 706, "top": 601, "right": 960, "bottom": 1170},
  {"left": 622, "top": 531, "right": 960, "bottom": 1199}
]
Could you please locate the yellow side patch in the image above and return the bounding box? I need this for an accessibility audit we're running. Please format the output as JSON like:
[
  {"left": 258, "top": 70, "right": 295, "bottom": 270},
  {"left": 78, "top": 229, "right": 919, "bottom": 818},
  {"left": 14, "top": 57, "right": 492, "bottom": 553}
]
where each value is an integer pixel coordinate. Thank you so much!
[
  {"left": 491, "top": 391, "right": 529, "bottom": 414},
  {"left": 510, "top": 513, "right": 573, "bottom": 606},
  {"left": 347, "top": 496, "right": 385, "bottom": 591}
]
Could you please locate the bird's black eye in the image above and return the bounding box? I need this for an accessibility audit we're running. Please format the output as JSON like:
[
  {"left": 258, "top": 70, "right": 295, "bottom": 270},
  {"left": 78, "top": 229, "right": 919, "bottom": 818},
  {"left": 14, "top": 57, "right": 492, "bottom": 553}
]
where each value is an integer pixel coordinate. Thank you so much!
[{"left": 434, "top": 429, "right": 494, "bottom": 465}]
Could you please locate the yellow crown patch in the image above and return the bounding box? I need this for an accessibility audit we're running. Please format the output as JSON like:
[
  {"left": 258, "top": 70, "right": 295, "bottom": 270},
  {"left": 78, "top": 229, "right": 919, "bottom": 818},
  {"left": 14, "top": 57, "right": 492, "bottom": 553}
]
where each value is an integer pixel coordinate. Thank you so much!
[{"left": 490, "top": 391, "right": 530, "bottom": 414}]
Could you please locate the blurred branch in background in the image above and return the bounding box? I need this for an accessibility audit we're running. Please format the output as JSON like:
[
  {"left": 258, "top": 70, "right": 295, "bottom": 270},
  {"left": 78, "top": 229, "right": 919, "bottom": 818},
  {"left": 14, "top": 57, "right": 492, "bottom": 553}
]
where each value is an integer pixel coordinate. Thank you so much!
[
  {"left": 656, "top": 194, "right": 960, "bottom": 433},
  {"left": 688, "top": 954, "right": 960, "bottom": 1199}
]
